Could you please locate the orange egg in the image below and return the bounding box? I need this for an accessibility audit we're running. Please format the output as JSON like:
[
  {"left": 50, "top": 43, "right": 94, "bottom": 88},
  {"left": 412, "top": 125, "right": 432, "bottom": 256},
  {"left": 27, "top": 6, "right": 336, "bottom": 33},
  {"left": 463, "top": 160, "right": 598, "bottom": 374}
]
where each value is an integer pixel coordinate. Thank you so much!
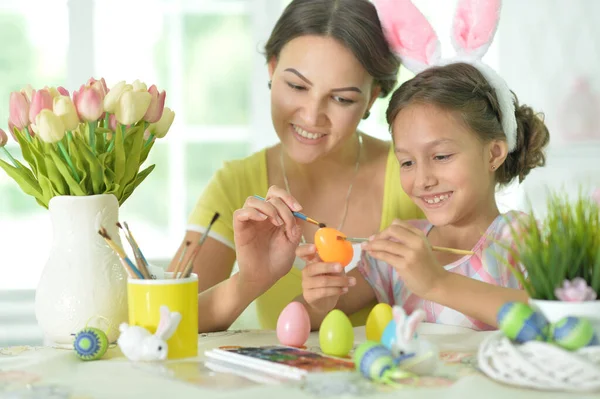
[{"left": 314, "top": 227, "right": 354, "bottom": 267}]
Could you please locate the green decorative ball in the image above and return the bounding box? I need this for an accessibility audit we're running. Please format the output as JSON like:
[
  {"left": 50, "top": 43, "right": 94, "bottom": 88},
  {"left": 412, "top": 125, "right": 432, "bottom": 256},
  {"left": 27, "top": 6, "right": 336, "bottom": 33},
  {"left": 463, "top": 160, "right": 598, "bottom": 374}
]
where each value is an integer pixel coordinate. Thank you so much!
[
  {"left": 73, "top": 327, "right": 109, "bottom": 361},
  {"left": 551, "top": 316, "right": 599, "bottom": 351},
  {"left": 497, "top": 302, "right": 548, "bottom": 343},
  {"left": 353, "top": 341, "right": 395, "bottom": 381}
]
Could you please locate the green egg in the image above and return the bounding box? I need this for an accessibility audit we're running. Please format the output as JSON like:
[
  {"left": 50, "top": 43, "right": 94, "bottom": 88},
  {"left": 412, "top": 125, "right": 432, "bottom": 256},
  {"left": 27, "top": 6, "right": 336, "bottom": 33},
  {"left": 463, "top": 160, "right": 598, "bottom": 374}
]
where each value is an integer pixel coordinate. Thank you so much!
[{"left": 319, "top": 309, "right": 354, "bottom": 357}]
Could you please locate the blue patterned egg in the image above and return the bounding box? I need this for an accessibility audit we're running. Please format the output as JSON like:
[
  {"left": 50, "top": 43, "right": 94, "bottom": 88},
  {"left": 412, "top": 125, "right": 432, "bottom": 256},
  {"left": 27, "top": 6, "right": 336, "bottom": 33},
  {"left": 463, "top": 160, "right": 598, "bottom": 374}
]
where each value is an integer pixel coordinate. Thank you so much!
[
  {"left": 497, "top": 302, "right": 549, "bottom": 343},
  {"left": 551, "top": 316, "right": 599, "bottom": 351},
  {"left": 353, "top": 341, "right": 395, "bottom": 381},
  {"left": 73, "top": 327, "right": 109, "bottom": 361}
]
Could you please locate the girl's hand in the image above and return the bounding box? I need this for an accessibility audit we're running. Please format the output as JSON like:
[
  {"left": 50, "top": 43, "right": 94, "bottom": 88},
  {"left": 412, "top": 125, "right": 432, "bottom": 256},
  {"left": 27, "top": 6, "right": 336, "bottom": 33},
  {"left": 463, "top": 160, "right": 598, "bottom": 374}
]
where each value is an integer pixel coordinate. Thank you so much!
[
  {"left": 233, "top": 185, "right": 303, "bottom": 292},
  {"left": 298, "top": 242, "right": 356, "bottom": 313},
  {"left": 361, "top": 220, "right": 447, "bottom": 299}
]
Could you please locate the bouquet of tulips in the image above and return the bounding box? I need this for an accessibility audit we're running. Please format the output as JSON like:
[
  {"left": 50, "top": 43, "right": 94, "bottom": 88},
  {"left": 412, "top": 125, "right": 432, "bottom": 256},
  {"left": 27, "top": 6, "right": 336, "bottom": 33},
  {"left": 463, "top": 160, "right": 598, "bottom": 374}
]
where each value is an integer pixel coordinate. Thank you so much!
[{"left": 0, "top": 78, "right": 174, "bottom": 208}]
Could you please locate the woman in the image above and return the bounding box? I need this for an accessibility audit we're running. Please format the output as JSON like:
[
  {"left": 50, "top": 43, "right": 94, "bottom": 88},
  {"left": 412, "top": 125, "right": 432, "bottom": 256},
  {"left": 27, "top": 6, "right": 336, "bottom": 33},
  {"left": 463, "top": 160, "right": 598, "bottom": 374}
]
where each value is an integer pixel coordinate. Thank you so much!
[{"left": 170, "top": 0, "right": 422, "bottom": 332}]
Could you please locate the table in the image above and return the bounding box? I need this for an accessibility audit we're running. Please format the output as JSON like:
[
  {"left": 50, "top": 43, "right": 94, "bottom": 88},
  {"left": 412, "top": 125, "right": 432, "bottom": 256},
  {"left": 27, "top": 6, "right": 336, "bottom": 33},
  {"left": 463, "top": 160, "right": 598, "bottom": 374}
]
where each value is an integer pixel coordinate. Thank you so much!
[{"left": 0, "top": 323, "right": 597, "bottom": 399}]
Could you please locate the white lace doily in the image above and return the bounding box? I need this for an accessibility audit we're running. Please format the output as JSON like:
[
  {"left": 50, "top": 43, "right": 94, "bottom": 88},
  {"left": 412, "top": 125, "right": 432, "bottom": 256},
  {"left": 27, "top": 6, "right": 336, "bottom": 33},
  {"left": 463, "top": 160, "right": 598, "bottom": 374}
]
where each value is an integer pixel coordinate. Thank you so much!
[{"left": 477, "top": 331, "right": 600, "bottom": 392}]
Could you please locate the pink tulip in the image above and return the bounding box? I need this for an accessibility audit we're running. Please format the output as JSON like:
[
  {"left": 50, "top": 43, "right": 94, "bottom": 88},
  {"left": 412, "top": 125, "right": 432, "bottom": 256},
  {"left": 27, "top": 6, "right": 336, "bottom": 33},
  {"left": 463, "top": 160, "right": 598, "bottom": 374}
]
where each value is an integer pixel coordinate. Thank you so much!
[
  {"left": 143, "top": 85, "right": 166, "bottom": 123},
  {"left": 87, "top": 77, "right": 108, "bottom": 98},
  {"left": 57, "top": 86, "right": 70, "bottom": 96},
  {"left": 107, "top": 114, "right": 117, "bottom": 131},
  {"left": 7, "top": 120, "right": 17, "bottom": 141},
  {"left": 73, "top": 86, "right": 104, "bottom": 122},
  {"left": 9, "top": 92, "right": 30, "bottom": 130},
  {"left": 0, "top": 128, "right": 7, "bottom": 147},
  {"left": 28, "top": 89, "right": 53, "bottom": 125}
]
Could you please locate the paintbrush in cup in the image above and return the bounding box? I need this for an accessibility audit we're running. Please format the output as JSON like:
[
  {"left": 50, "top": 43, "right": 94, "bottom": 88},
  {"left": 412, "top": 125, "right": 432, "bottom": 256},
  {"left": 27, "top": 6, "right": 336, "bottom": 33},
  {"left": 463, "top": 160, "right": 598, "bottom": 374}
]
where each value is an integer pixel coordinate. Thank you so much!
[
  {"left": 173, "top": 240, "right": 191, "bottom": 279},
  {"left": 337, "top": 236, "right": 475, "bottom": 256},
  {"left": 98, "top": 227, "right": 145, "bottom": 279},
  {"left": 180, "top": 212, "right": 220, "bottom": 279},
  {"left": 253, "top": 195, "right": 326, "bottom": 228},
  {"left": 117, "top": 222, "right": 152, "bottom": 279}
]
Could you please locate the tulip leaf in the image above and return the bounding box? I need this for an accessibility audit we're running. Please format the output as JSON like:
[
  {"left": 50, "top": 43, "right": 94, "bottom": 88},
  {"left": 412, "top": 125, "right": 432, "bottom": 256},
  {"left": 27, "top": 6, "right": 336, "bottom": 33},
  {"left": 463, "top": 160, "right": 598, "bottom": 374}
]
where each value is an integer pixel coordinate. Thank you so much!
[
  {"left": 47, "top": 147, "right": 86, "bottom": 196},
  {"left": 114, "top": 124, "right": 126, "bottom": 185},
  {"left": 44, "top": 155, "right": 67, "bottom": 195},
  {"left": 120, "top": 164, "right": 155, "bottom": 204},
  {"left": 74, "top": 134, "right": 104, "bottom": 193},
  {"left": 118, "top": 126, "right": 144, "bottom": 197},
  {"left": 0, "top": 159, "right": 44, "bottom": 202},
  {"left": 12, "top": 129, "right": 38, "bottom": 175}
]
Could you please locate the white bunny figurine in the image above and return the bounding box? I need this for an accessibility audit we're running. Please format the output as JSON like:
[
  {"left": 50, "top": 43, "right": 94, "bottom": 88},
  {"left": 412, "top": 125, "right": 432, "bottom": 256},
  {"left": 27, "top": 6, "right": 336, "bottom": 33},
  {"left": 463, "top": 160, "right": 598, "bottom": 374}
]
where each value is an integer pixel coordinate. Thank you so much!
[
  {"left": 117, "top": 305, "right": 182, "bottom": 362},
  {"left": 390, "top": 306, "right": 439, "bottom": 375}
]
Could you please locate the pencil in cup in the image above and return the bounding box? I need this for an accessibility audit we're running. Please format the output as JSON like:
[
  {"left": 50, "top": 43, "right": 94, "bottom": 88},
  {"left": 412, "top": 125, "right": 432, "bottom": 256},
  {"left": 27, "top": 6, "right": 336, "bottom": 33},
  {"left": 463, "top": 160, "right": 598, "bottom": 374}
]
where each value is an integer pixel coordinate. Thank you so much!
[
  {"left": 252, "top": 195, "right": 325, "bottom": 228},
  {"left": 339, "top": 236, "right": 474, "bottom": 256}
]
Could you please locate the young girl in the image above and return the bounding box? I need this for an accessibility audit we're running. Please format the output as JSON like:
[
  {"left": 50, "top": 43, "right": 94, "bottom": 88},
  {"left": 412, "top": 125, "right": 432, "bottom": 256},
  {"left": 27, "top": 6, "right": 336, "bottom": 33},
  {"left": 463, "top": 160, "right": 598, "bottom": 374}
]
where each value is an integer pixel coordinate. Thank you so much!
[{"left": 238, "top": 0, "right": 550, "bottom": 331}]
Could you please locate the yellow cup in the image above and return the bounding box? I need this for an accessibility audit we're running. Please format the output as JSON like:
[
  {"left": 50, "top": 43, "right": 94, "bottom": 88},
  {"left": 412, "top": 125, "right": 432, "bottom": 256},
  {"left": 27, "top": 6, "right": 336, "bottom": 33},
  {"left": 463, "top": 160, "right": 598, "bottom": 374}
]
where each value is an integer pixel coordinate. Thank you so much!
[{"left": 127, "top": 272, "right": 198, "bottom": 359}]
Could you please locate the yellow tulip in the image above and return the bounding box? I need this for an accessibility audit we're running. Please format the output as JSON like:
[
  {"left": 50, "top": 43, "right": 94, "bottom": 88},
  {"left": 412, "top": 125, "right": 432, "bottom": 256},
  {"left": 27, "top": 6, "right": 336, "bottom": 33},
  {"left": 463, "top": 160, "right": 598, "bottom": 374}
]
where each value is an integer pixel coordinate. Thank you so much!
[
  {"left": 132, "top": 79, "right": 148, "bottom": 92},
  {"left": 149, "top": 107, "right": 175, "bottom": 138},
  {"left": 46, "top": 87, "right": 62, "bottom": 99},
  {"left": 114, "top": 91, "right": 152, "bottom": 126},
  {"left": 104, "top": 81, "right": 132, "bottom": 113},
  {"left": 36, "top": 109, "right": 66, "bottom": 143},
  {"left": 53, "top": 95, "right": 80, "bottom": 131}
]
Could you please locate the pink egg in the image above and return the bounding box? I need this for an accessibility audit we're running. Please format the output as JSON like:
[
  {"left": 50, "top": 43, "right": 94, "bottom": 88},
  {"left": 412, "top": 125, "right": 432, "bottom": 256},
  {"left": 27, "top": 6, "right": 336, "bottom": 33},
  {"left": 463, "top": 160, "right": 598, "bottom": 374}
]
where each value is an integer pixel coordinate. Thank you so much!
[{"left": 277, "top": 301, "right": 311, "bottom": 347}]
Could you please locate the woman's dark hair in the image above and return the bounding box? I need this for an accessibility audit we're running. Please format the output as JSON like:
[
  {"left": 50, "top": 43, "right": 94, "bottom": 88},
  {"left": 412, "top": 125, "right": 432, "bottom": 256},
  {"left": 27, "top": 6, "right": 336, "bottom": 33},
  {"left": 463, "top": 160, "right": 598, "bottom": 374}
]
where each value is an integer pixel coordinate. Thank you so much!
[
  {"left": 264, "top": 0, "right": 399, "bottom": 97},
  {"left": 386, "top": 63, "right": 550, "bottom": 186}
]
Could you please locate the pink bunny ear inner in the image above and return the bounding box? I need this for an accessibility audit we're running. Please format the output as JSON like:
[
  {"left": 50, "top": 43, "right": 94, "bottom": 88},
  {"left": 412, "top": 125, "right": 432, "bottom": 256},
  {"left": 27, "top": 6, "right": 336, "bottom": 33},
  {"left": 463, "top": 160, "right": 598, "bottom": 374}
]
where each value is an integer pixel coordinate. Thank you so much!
[
  {"left": 155, "top": 306, "right": 170, "bottom": 335},
  {"left": 452, "top": 0, "right": 502, "bottom": 59},
  {"left": 403, "top": 309, "right": 426, "bottom": 343},
  {"left": 374, "top": 0, "right": 441, "bottom": 74}
]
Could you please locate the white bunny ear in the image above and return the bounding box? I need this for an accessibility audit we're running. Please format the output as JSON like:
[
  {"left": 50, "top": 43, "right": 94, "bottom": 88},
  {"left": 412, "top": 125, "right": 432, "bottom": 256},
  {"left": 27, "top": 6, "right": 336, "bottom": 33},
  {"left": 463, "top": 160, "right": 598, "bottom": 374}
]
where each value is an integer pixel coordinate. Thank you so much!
[
  {"left": 155, "top": 305, "right": 182, "bottom": 340},
  {"left": 451, "top": 0, "right": 502, "bottom": 60},
  {"left": 374, "top": 0, "right": 441, "bottom": 74},
  {"left": 392, "top": 305, "right": 406, "bottom": 323},
  {"left": 403, "top": 309, "right": 426, "bottom": 343}
]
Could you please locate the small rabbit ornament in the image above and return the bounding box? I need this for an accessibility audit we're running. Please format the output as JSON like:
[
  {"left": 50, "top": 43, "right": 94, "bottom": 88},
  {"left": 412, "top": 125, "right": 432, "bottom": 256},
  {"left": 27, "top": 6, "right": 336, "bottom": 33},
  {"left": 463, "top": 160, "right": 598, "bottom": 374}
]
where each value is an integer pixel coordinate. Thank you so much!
[
  {"left": 383, "top": 306, "right": 439, "bottom": 375},
  {"left": 117, "top": 305, "right": 182, "bottom": 362}
]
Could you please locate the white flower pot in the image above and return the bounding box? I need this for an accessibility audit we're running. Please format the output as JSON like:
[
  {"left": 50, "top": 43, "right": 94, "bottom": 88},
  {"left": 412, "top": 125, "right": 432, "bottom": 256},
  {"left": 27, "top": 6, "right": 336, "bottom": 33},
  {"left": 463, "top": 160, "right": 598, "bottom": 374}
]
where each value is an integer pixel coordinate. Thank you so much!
[
  {"left": 529, "top": 299, "right": 600, "bottom": 337},
  {"left": 34, "top": 194, "right": 128, "bottom": 347}
]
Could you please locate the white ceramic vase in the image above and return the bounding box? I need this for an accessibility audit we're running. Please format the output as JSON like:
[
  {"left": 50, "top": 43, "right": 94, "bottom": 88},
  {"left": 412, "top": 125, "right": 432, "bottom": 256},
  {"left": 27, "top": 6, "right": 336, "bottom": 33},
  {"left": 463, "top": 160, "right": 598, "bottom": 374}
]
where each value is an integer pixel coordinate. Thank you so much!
[
  {"left": 34, "top": 194, "right": 128, "bottom": 346},
  {"left": 529, "top": 299, "right": 600, "bottom": 336}
]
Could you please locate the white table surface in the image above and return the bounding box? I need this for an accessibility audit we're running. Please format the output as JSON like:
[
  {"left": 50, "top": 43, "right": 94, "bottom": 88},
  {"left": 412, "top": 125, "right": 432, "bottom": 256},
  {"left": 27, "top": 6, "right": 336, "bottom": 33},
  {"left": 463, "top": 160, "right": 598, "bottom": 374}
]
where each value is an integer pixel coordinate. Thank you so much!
[{"left": 0, "top": 323, "right": 597, "bottom": 399}]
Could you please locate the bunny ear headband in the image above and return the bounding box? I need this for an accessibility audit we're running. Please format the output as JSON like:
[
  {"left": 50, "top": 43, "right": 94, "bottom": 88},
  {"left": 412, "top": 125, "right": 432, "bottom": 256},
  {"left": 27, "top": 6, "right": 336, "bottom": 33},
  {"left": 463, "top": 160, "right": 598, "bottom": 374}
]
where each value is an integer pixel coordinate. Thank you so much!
[{"left": 374, "top": 0, "right": 517, "bottom": 153}]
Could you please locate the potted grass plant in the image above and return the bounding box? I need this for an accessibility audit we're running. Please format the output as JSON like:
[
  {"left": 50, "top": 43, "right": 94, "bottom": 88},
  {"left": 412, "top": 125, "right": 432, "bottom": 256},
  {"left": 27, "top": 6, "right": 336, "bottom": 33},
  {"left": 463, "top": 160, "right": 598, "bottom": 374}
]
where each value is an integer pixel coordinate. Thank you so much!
[{"left": 501, "top": 191, "right": 600, "bottom": 335}]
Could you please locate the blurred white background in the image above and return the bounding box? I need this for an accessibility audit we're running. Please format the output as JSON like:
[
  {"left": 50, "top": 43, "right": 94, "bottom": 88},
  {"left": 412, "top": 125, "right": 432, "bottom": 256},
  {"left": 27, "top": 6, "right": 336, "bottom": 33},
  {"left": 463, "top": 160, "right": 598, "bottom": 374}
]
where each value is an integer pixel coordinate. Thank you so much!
[{"left": 1, "top": 0, "right": 599, "bottom": 345}]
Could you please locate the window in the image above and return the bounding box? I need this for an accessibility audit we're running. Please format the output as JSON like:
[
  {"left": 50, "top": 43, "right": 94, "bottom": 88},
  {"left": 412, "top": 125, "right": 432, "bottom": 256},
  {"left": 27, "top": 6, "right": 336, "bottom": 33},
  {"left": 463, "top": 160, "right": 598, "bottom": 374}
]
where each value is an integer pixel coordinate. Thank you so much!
[{"left": 0, "top": 0, "right": 69, "bottom": 289}]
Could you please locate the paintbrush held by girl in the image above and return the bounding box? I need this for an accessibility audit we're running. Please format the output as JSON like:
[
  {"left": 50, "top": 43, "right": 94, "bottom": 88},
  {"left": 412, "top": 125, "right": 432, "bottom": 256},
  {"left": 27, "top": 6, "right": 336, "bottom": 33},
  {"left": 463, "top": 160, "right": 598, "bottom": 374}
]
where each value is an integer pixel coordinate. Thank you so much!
[{"left": 234, "top": 0, "right": 550, "bottom": 331}]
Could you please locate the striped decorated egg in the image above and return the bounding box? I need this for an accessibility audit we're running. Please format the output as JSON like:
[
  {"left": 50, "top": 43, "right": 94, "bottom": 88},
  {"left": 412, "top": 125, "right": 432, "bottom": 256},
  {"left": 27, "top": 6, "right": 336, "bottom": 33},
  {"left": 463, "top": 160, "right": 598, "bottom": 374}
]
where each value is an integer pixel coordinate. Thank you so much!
[
  {"left": 73, "top": 327, "right": 109, "bottom": 361},
  {"left": 353, "top": 341, "right": 395, "bottom": 381},
  {"left": 551, "top": 316, "right": 599, "bottom": 351},
  {"left": 497, "top": 302, "right": 549, "bottom": 343}
]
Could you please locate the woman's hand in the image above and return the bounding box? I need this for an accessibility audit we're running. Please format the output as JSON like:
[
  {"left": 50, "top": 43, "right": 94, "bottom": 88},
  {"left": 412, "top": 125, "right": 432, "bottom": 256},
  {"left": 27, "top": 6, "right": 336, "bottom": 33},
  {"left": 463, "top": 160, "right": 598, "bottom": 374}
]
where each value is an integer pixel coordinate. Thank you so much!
[
  {"left": 361, "top": 220, "right": 448, "bottom": 299},
  {"left": 297, "top": 244, "right": 356, "bottom": 314},
  {"left": 233, "top": 185, "right": 303, "bottom": 292}
]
